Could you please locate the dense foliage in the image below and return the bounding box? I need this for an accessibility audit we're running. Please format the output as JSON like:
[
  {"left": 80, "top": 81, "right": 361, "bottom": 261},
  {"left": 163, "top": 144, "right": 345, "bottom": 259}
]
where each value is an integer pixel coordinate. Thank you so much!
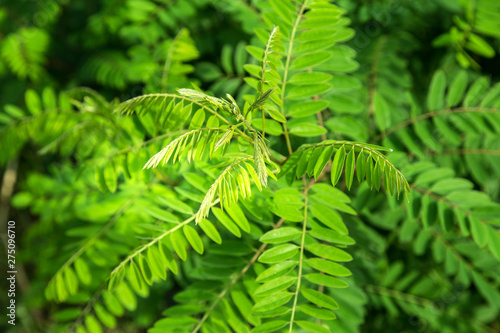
[{"left": 2, "top": 0, "right": 500, "bottom": 332}]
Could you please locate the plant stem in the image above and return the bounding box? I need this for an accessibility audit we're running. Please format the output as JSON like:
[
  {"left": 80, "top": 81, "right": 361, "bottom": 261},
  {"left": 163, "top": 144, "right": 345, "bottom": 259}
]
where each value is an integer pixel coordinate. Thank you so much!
[
  {"left": 289, "top": 185, "right": 309, "bottom": 332},
  {"left": 280, "top": 1, "right": 308, "bottom": 155}
]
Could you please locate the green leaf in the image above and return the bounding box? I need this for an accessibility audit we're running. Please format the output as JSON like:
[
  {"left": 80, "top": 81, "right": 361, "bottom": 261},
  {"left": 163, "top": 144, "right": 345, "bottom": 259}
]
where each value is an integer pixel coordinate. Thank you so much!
[
  {"left": 256, "top": 261, "right": 298, "bottom": 282},
  {"left": 94, "top": 303, "right": 117, "bottom": 328},
  {"left": 225, "top": 204, "right": 250, "bottom": 233},
  {"left": 84, "top": 315, "right": 102, "bottom": 333},
  {"left": 74, "top": 258, "right": 91, "bottom": 285},
  {"left": 427, "top": 70, "right": 446, "bottom": 111},
  {"left": 306, "top": 147, "right": 324, "bottom": 177},
  {"left": 471, "top": 271, "right": 500, "bottom": 309},
  {"left": 104, "top": 162, "right": 117, "bottom": 193},
  {"left": 53, "top": 308, "right": 82, "bottom": 321},
  {"left": 221, "top": 298, "right": 249, "bottom": 333},
  {"left": 115, "top": 283, "right": 137, "bottom": 311},
  {"left": 300, "top": 304, "right": 336, "bottom": 320},
  {"left": 465, "top": 33, "right": 495, "bottom": 58},
  {"left": 331, "top": 145, "right": 346, "bottom": 186},
  {"left": 296, "top": 321, "right": 330, "bottom": 333},
  {"left": 254, "top": 276, "right": 297, "bottom": 296},
  {"left": 287, "top": 83, "right": 332, "bottom": 100},
  {"left": 288, "top": 100, "right": 329, "bottom": 118},
  {"left": 138, "top": 255, "right": 154, "bottom": 285},
  {"left": 306, "top": 243, "right": 352, "bottom": 262},
  {"left": 147, "top": 245, "right": 167, "bottom": 280},
  {"left": 326, "top": 94, "right": 363, "bottom": 114},
  {"left": 374, "top": 92, "right": 391, "bottom": 131},
  {"left": 446, "top": 70, "right": 468, "bottom": 107},
  {"left": 278, "top": 150, "right": 303, "bottom": 178},
  {"left": 95, "top": 166, "right": 108, "bottom": 193},
  {"left": 153, "top": 316, "right": 197, "bottom": 329},
  {"left": 304, "top": 274, "right": 349, "bottom": 288},
  {"left": 253, "top": 292, "right": 293, "bottom": 312},
  {"left": 235, "top": 41, "right": 247, "bottom": 75},
  {"left": 64, "top": 267, "right": 78, "bottom": 295},
  {"left": 267, "top": 107, "right": 287, "bottom": 123},
  {"left": 145, "top": 207, "right": 180, "bottom": 223},
  {"left": 183, "top": 225, "right": 204, "bottom": 254},
  {"left": 102, "top": 292, "right": 124, "bottom": 317},
  {"left": 292, "top": 51, "right": 332, "bottom": 69},
  {"left": 212, "top": 207, "right": 241, "bottom": 238},
  {"left": 158, "top": 196, "right": 193, "bottom": 215},
  {"left": 309, "top": 204, "right": 347, "bottom": 235},
  {"left": 469, "top": 215, "right": 488, "bottom": 248},
  {"left": 246, "top": 45, "right": 264, "bottom": 61},
  {"left": 258, "top": 244, "right": 299, "bottom": 263},
  {"left": 301, "top": 288, "right": 339, "bottom": 309},
  {"left": 297, "top": 149, "right": 313, "bottom": 178},
  {"left": 252, "top": 307, "right": 290, "bottom": 319},
  {"left": 288, "top": 72, "right": 332, "bottom": 84},
  {"left": 231, "top": 290, "right": 261, "bottom": 326},
  {"left": 170, "top": 232, "right": 187, "bottom": 261},
  {"left": 251, "top": 320, "right": 288, "bottom": 333},
  {"left": 356, "top": 151, "right": 366, "bottom": 183},
  {"left": 289, "top": 123, "right": 327, "bottom": 137},
  {"left": 487, "top": 228, "right": 500, "bottom": 261},
  {"left": 344, "top": 148, "right": 355, "bottom": 190},
  {"left": 108, "top": 266, "right": 124, "bottom": 293},
  {"left": 198, "top": 219, "right": 222, "bottom": 244},
  {"left": 259, "top": 227, "right": 301, "bottom": 244},
  {"left": 307, "top": 258, "right": 352, "bottom": 276},
  {"left": 313, "top": 146, "right": 334, "bottom": 179},
  {"left": 309, "top": 227, "right": 355, "bottom": 245},
  {"left": 159, "top": 241, "right": 178, "bottom": 274},
  {"left": 221, "top": 44, "right": 234, "bottom": 74},
  {"left": 25, "top": 89, "right": 42, "bottom": 115},
  {"left": 126, "top": 260, "right": 144, "bottom": 293}
]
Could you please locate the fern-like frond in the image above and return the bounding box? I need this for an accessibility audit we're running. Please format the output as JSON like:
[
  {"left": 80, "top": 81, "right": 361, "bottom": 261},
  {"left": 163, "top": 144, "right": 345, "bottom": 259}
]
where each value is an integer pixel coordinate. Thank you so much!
[
  {"left": 280, "top": 140, "right": 410, "bottom": 199},
  {"left": 66, "top": 87, "right": 111, "bottom": 112},
  {"left": 253, "top": 132, "right": 272, "bottom": 187},
  {"left": 196, "top": 157, "right": 259, "bottom": 223},
  {"left": 178, "top": 88, "right": 229, "bottom": 110},
  {"left": 0, "top": 28, "right": 49, "bottom": 81},
  {"left": 251, "top": 183, "right": 357, "bottom": 331},
  {"left": 143, "top": 128, "right": 231, "bottom": 168}
]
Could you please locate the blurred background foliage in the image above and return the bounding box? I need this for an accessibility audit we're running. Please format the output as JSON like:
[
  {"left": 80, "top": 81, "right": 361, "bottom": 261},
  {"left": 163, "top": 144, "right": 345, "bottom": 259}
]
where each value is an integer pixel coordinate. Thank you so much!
[{"left": 1, "top": 0, "right": 500, "bottom": 332}]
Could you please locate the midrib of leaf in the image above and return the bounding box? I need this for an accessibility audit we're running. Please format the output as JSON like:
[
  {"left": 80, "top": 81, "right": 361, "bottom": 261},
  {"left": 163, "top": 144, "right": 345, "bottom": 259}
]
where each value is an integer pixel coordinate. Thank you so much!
[
  {"left": 280, "top": 1, "right": 309, "bottom": 155},
  {"left": 288, "top": 186, "right": 309, "bottom": 332}
]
